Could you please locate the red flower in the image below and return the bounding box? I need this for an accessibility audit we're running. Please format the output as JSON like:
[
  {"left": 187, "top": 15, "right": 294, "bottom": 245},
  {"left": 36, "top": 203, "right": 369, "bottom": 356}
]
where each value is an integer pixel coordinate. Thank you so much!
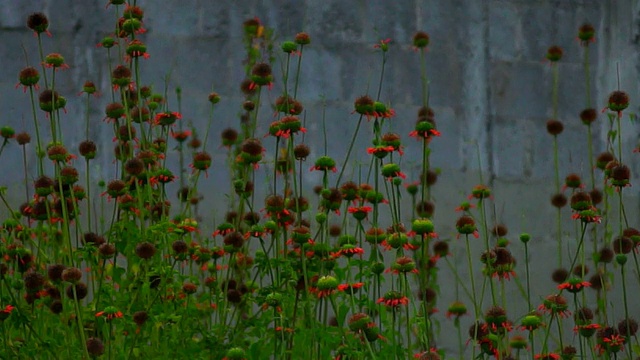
[
  {"left": 409, "top": 128, "right": 441, "bottom": 139},
  {"left": 348, "top": 206, "right": 372, "bottom": 221},
  {"left": 558, "top": 280, "right": 591, "bottom": 292},
  {"left": 455, "top": 202, "right": 475, "bottom": 212},
  {"left": 96, "top": 307, "right": 123, "bottom": 320},
  {"left": 367, "top": 145, "right": 395, "bottom": 156},
  {"left": 154, "top": 111, "right": 182, "bottom": 126},
  {"left": 377, "top": 291, "right": 409, "bottom": 308},
  {"left": 538, "top": 294, "right": 571, "bottom": 318},
  {"left": 597, "top": 333, "right": 625, "bottom": 354},
  {"left": 573, "top": 323, "right": 600, "bottom": 337},
  {"left": 171, "top": 129, "right": 191, "bottom": 142},
  {"left": 1, "top": 305, "right": 14, "bottom": 314},
  {"left": 337, "top": 282, "right": 364, "bottom": 292},
  {"left": 571, "top": 207, "right": 601, "bottom": 223},
  {"left": 373, "top": 38, "right": 391, "bottom": 51}
]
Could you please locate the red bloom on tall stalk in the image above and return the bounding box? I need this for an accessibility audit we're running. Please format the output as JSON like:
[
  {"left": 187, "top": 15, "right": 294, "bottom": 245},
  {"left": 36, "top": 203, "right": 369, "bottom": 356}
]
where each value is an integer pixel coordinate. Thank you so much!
[
  {"left": 154, "top": 111, "right": 182, "bottom": 126},
  {"left": 377, "top": 290, "right": 409, "bottom": 308},
  {"left": 171, "top": 129, "right": 191, "bottom": 142},
  {"left": 596, "top": 331, "right": 625, "bottom": 355},
  {"left": 0, "top": 304, "right": 14, "bottom": 320},
  {"left": 574, "top": 323, "right": 600, "bottom": 338},
  {"left": 331, "top": 244, "right": 364, "bottom": 259},
  {"left": 409, "top": 120, "right": 441, "bottom": 140},
  {"left": 348, "top": 206, "right": 372, "bottom": 221},
  {"left": 126, "top": 39, "right": 150, "bottom": 59},
  {"left": 367, "top": 145, "right": 395, "bottom": 158},
  {"left": 373, "top": 38, "right": 391, "bottom": 51},
  {"left": 557, "top": 278, "right": 591, "bottom": 293},
  {"left": 95, "top": 306, "right": 123, "bottom": 320},
  {"left": 570, "top": 207, "right": 601, "bottom": 224},
  {"left": 337, "top": 282, "right": 364, "bottom": 293},
  {"left": 538, "top": 294, "right": 571, "bottom": 318},
  {"left": 44, "top": 53, "right": 69, "bottom": 70}
]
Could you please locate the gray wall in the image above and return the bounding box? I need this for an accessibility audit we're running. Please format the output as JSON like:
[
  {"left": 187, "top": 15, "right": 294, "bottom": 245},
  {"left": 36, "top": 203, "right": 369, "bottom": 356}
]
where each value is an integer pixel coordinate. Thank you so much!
[
  {"left": 1, "top": 1, "right": 638, "bottom": 234},
  {"left": 1, "top": 0, "right": 640, "bottom": 354}
]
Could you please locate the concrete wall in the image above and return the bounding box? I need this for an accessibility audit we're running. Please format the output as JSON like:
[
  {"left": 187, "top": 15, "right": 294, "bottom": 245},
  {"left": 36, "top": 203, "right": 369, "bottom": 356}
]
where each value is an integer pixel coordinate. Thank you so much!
[{"left": 1, "top": 0, "right": 639, "bottom": 354}]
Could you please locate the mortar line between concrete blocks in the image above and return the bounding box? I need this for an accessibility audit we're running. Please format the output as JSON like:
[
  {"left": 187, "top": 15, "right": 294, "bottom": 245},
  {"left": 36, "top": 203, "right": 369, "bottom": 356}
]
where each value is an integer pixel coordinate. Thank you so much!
[{"left": 482, "top": 0, "right": 495, "bottom": 186}]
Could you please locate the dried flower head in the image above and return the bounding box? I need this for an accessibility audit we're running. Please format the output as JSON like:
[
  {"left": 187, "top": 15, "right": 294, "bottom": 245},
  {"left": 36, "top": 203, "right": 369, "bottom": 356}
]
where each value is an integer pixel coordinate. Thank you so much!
[
  {"left": 546, "top": 119, "right": 564, "bottom": 136},
  {"left": 578, "top": 23, "right": 595, "bottom": 43},
  {"left": 607, "top": 91, "right": 629, "bottom": 113},
  {"left": 545, "top": 46, "right": 563, "bottom": 62},
  {"left": 413, "top": 31, "right": 430, "bottom": 48}
]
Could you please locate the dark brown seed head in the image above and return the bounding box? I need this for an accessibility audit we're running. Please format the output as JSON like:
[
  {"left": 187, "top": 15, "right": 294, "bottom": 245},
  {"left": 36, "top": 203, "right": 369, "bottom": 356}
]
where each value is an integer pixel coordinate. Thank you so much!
[
  {"left": 78, "top": 140, "right": 97, "bottom": 158},
  {"left": 295, "top": 32, "right": 311, "bottom": 45},
  {"left": 416, "top": 200, "right": 435, "bottom": 218},
  {"left": 570, "top": 191, "right": 592, "bottom": 211},
  {"left": 578, "top": 23, "right": 595, "bottom": 42},
  {"left": 469, "top": 321, "right": 489, "bottom": 340},
  {"left": 580, "top": 108, "right": 597, "bottom": 125},
  {"left": 251, "top": 63, "right": 272, "bottom": 77},
  {"left": 551, "top": 268, "right": 568, "bottom": 284},
  {"left": 598, "top": 246, "right": 614, "bottom": 263},
  {"left": 241, "top": 138, "right": 263, "bottom": 156},
  {"left": 413, "top": 31, "right": 430, "bottom": 48},
  {"left": 83, "top": 232, "right": 105, "bottom": 246},
  {"left": 16, "top": 132, "right": 31, "bottom": 145},
  {"left": 182, "top": 283, "right": 198, "bottom": 294},
  {"left": 240, "top": 78, "right": 256, "bottom": 95},
  {"left": 608, "top": 91, "right": 629, "bottom": 112},
  {"left": 221, "top": 128, "right": 238, "bottom": 146},
  {"left": 589, "top": 273, "right": 606, "bottom": 291},
  {"left": 329, "top": 224, "right": 341, "bottom": 237},
  {"left": 125, "top": 158, "right": 145, "bottom": 176},
  {"left": 243, "top": 211, "right": 260, "bottom": 225},
  {"left": 243, "top": 100, "right": 255, "bottom": 111},
  {"left": 66, "top": 282, "right": 88, "bottom": 300},
  {"left": 98, "top": 243, "right": 116, "bottom": 258},
  {"left": 47, "top": 264, "right": 66, "bottom": 282},
  {"left": 50, "top": 300, "right": 63, "bottom": 314},
  {"left": 590, "top": 188, "right": 603, "bottom": 205},
  {"left": 27, "top": 13, "right": 49, "bottom": 33},
  {"left": 612, "top": 236, "right": 634, "bottom": 254},
  {"left": 492, "top": 224, "right": 508, "bottom": 237},
  {"left": 227, "top": 289, "right": 242, "bottom": 304},
  {"left": 135, "top": 242, "right": 156, "bottom": 259},
  {"left": 419, "top": 287, "right": 437, "bottom": 304},
  {"left": 575, "top": 307, "right": 594, "bottom": 322},
  {"left": 172, "top": 240, "right": 188, "bottom": 254},
  {"left": 432, "top": 241, "right": 449, "bottom": 257},
  {"left": 610, "top": 164, "right": 631, "bottom": 184},
  {"left": 546, "top": 119, "right": 564, "bottom": 135},
  {"left": 86, "top": 337, "right": 105, "bottom": 357},
  {"left": 545, "top": 45, "right": 563, "bottom": 62},
  {"left": 618, "top": 318, "right": 638, "bottom": 337},
  {"left": 596, "top": 152, "right": 615, "bottom": 170},
  {"left": 294, "top": 143, "right": 310, "bottom": 160},
  {"left": 223, "top": 232, "right": 244, "bottom": 248},
  {"left": 133, "top": 311, "right": 148, "bottom": 326},
  {"left": 340, "top": 181, "right": 360, "bottom": 201},
  {"left": 62, "top": 267, "right": 82, "bottom": 283},
  {"left": 24, "top": 271, "right": 45, "bottom": 291}
]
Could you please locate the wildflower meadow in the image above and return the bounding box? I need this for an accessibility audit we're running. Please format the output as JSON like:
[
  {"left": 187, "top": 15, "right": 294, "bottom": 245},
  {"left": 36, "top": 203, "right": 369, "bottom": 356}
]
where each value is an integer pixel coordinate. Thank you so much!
[{"left": 0, "top": 1, "right": 639, "bottom": 359}]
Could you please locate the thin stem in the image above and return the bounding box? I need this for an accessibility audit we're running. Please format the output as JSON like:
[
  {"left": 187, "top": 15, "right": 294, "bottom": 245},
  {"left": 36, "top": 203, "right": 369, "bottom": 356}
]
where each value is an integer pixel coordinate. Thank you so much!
[{"left": 335, "top": 115, "right": 363, "bottom": 186}]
